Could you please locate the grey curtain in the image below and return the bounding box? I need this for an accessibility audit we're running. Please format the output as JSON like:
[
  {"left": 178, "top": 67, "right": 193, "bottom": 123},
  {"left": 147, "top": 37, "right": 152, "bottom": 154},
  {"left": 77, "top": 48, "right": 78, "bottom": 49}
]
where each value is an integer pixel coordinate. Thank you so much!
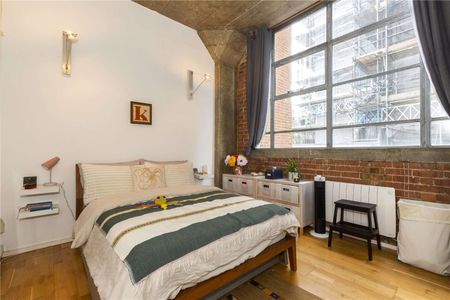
[
  {"left": 413, "top": 0, "right": 450, "bottom": 116},
  {"left": 246, "top": 25, "right": 272, "bottom": 155}
]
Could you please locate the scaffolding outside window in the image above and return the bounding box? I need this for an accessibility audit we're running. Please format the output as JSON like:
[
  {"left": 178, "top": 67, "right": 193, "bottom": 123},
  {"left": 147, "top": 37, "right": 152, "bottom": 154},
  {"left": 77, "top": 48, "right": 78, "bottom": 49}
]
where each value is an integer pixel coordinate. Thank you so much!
[{"left": 261, "top": 0, "right": 450, "bottom": 149}]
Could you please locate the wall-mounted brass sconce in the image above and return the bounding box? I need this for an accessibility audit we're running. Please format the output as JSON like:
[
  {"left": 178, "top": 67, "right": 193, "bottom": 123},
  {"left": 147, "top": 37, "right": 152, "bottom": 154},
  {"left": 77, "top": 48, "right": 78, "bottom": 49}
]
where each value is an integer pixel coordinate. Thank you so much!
[
  {"left": 187, "top": 70, "right": 211, "bottom": 100},
  {"left": 62, "top": 31, "right": 78, "bottom": 75}
]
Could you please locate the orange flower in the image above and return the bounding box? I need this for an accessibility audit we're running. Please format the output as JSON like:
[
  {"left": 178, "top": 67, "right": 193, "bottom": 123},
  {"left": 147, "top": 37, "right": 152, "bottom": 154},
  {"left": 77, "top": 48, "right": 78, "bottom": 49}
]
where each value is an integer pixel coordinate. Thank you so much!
[{"left": 228, "top": 155, "right": 237, "bottom": 167}]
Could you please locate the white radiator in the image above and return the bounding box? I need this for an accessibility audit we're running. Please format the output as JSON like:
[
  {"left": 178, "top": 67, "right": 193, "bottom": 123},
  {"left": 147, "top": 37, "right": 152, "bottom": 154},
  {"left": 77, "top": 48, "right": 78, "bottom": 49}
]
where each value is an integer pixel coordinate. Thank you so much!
[{"left": 325, "top": 181, "right": 396, "bottom": 238}]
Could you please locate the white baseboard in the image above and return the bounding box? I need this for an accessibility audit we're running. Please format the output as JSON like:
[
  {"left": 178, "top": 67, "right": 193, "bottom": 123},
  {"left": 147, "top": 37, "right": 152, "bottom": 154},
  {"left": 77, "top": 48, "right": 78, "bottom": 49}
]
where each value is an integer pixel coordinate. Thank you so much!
[{"left": 2, "top": 237, "right": 73, "bottom": 257}]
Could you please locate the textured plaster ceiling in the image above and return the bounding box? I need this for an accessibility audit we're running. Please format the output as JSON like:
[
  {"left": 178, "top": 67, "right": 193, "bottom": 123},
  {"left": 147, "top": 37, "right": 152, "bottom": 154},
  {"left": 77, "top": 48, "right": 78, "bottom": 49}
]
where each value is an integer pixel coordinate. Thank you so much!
[{"left": 134, "top": 0, "right": 318, "bottom": 34}]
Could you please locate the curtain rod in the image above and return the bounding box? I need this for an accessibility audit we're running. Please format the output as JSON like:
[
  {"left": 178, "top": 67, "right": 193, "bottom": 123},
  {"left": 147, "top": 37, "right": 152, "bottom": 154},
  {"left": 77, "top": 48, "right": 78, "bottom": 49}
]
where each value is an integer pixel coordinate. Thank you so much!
[{"left": 269, "top": 0, "right": 324, "bottom": 31}]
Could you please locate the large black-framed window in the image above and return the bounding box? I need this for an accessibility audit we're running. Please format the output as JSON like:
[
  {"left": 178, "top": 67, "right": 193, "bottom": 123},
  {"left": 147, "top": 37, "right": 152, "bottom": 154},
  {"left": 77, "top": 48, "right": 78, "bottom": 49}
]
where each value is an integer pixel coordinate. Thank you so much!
[{"left": 258, "top": 0, "right": 450, "bottom": 149}]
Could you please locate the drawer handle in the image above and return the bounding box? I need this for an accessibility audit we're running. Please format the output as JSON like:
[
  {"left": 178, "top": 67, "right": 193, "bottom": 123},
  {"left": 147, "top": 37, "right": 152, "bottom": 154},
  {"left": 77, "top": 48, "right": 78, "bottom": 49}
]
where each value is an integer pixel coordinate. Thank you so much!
[
  {"left": 242, "top": 181, "right": 247, "bottom": 185},
  {"left": 283, "top": 188, "right": 290, "bottom": 192},
  {"left": 263, "top": 184, "right": 269, "bottom": 188},
  {"left": 228, "top": 179, "right": 233, "bottom": 182}
]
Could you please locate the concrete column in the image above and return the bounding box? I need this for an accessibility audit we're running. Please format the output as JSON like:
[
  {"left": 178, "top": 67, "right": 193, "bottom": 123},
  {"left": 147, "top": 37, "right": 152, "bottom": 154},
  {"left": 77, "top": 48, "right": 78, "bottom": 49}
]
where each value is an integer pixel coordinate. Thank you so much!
[
  {"left": 214, "top": 62, "right": 236, "bottom": 187},
  {"left": 198, "top": 29, "right": 246, "bottom": 187}
]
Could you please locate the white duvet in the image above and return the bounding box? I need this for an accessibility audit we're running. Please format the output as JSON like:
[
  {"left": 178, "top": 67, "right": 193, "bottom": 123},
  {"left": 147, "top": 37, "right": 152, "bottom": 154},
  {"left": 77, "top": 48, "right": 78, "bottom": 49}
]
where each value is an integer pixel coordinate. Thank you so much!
[{"left": 72, "top": 185, "right": 299, "bottom": 300}]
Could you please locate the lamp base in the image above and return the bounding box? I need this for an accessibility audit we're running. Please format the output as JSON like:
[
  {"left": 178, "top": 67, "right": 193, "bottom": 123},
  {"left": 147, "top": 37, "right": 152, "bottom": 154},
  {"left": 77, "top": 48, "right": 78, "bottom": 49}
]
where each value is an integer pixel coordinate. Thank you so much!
[
  {"left": 310, "top": 230, "right": 329, "bottom": 239},
  {"left": 43, "top": 182, "right": 58, "bottom": 187}
]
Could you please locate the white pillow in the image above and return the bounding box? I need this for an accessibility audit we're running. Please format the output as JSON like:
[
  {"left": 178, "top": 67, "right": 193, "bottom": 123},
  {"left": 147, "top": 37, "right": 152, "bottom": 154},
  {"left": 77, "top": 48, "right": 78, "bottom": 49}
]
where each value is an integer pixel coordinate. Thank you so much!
[
  {"left": 164, "top": 161, "right": 194, "bottom": 187},
  {"left": 131, "top": 164, "right": 166, "bottom": 191},
  {"left": 80, "top": 164, "right": 133, "bottom": 205}
]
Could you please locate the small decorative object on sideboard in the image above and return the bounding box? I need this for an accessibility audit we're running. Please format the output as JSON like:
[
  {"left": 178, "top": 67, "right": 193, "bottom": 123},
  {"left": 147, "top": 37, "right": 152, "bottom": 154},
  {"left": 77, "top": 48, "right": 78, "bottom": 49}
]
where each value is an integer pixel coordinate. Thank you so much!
[
  {"left": 224, "top": 154, "right": 248, "bottom": 175},
  {"left": 265, "top": 167, "right": 283, "bottom": 179},
  {"left": 287, "top": 159, "right": 299, "bottom": 182},
  {"left": 23, "top": 176, "right": 37, "bottom": 189}
]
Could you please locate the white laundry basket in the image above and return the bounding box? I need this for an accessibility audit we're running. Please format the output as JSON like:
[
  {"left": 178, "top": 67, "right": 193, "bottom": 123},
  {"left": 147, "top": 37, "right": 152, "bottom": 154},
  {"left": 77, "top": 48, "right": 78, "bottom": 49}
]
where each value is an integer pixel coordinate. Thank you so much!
[{"left": 397, "top": 199, "right": 450, "bottom": 275}]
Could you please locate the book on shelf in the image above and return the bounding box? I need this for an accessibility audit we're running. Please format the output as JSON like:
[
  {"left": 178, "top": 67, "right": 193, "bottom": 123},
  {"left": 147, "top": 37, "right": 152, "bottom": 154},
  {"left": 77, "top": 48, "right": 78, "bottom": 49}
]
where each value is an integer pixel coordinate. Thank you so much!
[{"left": 26, "top": 201, "right": 53, "bottom": 212}]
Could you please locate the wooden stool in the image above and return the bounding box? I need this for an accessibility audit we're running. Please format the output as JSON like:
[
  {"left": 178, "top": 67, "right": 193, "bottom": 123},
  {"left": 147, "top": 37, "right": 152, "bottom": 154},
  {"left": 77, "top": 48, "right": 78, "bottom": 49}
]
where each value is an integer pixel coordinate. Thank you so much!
[{"left": 328, "top": 199, "right": 381, "bottom": 261}]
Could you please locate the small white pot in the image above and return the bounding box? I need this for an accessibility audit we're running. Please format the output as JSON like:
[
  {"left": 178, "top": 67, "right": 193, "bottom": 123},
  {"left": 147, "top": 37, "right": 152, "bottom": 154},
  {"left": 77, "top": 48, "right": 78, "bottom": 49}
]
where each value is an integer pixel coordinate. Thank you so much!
[{"left": 288, "top": 172, "right": 298, "bottom": 181}]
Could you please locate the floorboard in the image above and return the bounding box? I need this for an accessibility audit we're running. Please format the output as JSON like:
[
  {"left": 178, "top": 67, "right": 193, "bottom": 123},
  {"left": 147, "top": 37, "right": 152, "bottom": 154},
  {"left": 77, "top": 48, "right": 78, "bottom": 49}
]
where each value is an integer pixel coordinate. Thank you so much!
[{"left": 1, "top": 229, "right": 448, "bottom": 299}]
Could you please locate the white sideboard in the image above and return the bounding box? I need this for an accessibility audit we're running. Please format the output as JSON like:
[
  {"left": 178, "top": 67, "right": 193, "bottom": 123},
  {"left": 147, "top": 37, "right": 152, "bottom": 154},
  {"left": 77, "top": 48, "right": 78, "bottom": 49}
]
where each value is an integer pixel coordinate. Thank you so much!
[{"left": 222, "top": 174, "right": 314, "bottom": 232}]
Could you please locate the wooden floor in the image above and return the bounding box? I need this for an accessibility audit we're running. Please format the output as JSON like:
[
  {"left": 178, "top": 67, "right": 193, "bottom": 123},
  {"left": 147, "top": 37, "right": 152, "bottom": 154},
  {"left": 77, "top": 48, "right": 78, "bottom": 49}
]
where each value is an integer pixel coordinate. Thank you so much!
[{"left": 1, "top": 230, "right": 449, "bottom": 299}]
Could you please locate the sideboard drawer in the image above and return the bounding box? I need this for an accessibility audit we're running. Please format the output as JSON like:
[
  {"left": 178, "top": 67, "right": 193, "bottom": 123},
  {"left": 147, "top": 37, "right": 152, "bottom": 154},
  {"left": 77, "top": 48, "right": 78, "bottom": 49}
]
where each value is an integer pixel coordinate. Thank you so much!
[
  {"left": 276, "top": 184, "right": 299, "bottom": 205},
  {"left": 257, "top": 181, "right": 276, "bottom": 199},
  {"left": 223, "top": 176, "right": 238, "bottom": 193},
  {"left": 238, "top": 178, "right": 255, "bottom": 196}
]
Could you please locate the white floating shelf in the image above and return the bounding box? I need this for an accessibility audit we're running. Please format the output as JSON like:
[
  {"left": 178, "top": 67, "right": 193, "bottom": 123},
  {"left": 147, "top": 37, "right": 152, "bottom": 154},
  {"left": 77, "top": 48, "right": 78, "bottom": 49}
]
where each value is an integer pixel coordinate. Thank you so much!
[
  {"left": 18, "top": 205, "right": 59, "bottom": 220},
  {"left": 194, "top": 174, "right": 214, "bottom": 180},
  {"left": 19, "top": 184, "right": 60, "bottom": 197}
]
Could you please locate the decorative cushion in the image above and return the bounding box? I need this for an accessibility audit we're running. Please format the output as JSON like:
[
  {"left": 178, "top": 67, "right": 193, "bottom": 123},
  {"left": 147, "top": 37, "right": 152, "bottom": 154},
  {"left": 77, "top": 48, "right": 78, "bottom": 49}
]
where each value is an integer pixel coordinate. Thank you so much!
[
  {"left": 80, "top": 164, "right": 133, "bottom": 205},
  {"left": 164, "top": 161, "right": 194, "bottom": 187},
  {"left": 131, "top": 164, "right": 166, "bottom": 191}
]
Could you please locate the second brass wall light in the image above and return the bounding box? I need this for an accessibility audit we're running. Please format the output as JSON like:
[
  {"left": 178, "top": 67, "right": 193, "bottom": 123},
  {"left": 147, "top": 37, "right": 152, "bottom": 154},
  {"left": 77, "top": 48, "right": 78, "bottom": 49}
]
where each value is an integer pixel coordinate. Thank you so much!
[{"left": 62, "top": 31, "right": 78, "bottom": 75}]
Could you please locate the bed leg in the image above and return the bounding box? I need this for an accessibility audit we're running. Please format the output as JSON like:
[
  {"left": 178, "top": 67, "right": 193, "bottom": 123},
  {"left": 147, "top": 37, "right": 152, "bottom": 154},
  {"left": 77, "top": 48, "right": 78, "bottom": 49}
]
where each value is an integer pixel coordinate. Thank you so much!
[{"left": 287, "top": 238, "right": 297, "bottom": 271}]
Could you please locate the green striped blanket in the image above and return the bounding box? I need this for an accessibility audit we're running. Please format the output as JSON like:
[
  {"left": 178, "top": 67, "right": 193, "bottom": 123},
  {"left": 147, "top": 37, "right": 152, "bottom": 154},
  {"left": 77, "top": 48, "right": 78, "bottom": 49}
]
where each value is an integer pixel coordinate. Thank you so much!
[{"left": 95, "top": 190, "right": 291, "bottom": 284}]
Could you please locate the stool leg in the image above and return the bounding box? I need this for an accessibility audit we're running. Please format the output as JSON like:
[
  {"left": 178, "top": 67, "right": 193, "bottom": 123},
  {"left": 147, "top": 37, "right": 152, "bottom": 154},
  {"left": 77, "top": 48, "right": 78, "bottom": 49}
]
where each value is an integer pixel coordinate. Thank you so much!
[
  {"left": 367, "top": 211, "right": 373, "bottom": 232},
  {"left": 373, "top": 211, "right": 381, "bottom": 250},
  {"left": 328, "top": 227, "right": 333, "bottom": 247},
  {"left": 339, "top": 207, "right": 344, "bottom": 238},
  {"left": 333, "top": 205, "right": 338, "bottom": 224},
  {"left": 329, "top": 205, "right": 337, "bottom": 248},
  {"left": 367, "top": 239, "right": 373, "bottom": 261}
]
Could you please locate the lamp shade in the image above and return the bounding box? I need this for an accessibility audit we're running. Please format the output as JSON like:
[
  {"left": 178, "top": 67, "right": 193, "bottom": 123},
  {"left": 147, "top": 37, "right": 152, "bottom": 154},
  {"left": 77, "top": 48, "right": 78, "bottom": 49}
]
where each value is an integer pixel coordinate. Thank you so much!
[{"left": 41, "top": 156, "right": 60, "bottom": 170}]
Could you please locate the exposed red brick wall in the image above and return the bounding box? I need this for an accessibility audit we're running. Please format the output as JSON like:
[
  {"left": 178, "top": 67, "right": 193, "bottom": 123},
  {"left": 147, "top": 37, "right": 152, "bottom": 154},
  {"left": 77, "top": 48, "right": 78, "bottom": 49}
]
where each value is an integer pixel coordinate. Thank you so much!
[{"left": 236, "top": 56, "right": 450, "bottom": 204}]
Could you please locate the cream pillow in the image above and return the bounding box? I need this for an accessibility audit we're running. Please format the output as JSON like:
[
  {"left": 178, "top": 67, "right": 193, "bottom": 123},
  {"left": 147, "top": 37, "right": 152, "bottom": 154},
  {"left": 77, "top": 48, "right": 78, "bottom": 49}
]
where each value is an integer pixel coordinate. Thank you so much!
[
  {"left": 131, "top": 164, "right": 166, "bottom": 191},
  {"left": 78, "top": 160, "right": 141, "bottom": 188},
  {"left": 164, "top": 161, "right": 194, "bottom": 187},
  {"left": 80, "top": 164, "right": 133, "bottom": 205}
]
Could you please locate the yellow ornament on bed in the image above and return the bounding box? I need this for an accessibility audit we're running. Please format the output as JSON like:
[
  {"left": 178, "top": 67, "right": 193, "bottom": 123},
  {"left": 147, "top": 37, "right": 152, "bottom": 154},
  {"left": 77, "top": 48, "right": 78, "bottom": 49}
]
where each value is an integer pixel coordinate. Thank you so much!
[{"left": 155, "top": 195, "right": 168, "bottom": 210}]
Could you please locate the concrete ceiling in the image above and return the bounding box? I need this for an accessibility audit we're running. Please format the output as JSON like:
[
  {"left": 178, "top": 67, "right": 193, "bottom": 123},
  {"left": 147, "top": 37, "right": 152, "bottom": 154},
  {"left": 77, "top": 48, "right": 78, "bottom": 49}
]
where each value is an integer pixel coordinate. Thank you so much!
[{"left": 134, "top": 0, "right": 318, "bottom": 34}]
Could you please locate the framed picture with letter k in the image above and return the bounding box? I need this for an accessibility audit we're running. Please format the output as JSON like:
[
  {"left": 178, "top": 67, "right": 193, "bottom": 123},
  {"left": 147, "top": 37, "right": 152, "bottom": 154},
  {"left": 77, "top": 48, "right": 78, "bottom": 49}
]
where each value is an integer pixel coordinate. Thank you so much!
[{"left": 130, "top": 101, "right": 152, "bottom": 125}]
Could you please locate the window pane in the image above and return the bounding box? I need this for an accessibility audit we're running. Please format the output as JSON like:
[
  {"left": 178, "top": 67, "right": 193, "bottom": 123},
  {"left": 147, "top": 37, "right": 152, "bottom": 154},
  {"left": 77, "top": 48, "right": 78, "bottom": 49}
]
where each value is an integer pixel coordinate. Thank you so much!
[
  {"left": 274, "top": 7, "right": 326, "bottom": 61},
  {"left": 275, "top": 130, "right": 326, "bottom": 148},
  {"left": 333, "top": 68, "right": 420, "bottom": 126},
  {"left": 431, "top": 120, "right": 450, "bottom": 146},
  {"left": 430, "top": 85, "right": 449, "bottom": 118},
  {"left": 333, "top": 17, "right": 419, "bottom": 83},
  {"left": 332, "top": 0, "right": 410, "bottom": 38},
  {"left": 275, "top": 51, "right": 325, "bottom": 96},
  {"left": 274, "top": 91, "right": 326, "bottom": 132},
  {"left": 333, "top": 122, "right": 420, "bottom": 147},
  {"left": 257, "top": 133, "right": 271, "bottom": 149}
]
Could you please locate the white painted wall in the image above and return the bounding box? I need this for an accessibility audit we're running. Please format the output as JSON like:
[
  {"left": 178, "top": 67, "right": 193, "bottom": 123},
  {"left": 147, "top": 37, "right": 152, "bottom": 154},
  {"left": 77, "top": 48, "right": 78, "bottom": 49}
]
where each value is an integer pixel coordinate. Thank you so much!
[{"left": 0, "top": 0, "right": 214, "bottom": 253}]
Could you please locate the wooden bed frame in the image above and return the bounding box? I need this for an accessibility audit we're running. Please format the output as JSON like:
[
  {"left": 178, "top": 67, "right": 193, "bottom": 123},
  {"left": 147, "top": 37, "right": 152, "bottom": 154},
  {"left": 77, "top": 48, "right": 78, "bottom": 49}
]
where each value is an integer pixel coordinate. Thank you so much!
[{"left": 75, "top": 164, "right": 297, "bottom": 299}]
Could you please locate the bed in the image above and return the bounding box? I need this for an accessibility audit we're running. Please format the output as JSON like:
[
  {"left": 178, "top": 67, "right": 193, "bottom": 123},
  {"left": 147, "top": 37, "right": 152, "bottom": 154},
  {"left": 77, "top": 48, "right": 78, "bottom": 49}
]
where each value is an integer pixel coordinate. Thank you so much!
[{"left": 73, "top": 163, "right": 299, "bottom": 300}]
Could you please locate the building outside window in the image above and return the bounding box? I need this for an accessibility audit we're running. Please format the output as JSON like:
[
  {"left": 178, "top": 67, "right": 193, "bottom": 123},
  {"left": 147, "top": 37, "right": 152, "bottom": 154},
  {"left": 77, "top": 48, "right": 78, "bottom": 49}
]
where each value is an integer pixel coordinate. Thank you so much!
[{"left": 261, "top": 0, "right": 450, "bottom": 149}]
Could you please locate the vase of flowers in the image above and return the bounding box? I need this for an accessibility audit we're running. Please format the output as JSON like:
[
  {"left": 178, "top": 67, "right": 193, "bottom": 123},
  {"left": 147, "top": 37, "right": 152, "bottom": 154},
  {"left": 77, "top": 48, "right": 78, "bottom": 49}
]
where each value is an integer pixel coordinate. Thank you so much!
[{"left": 225, "top": 154, "right": 248, "bottom": 175}]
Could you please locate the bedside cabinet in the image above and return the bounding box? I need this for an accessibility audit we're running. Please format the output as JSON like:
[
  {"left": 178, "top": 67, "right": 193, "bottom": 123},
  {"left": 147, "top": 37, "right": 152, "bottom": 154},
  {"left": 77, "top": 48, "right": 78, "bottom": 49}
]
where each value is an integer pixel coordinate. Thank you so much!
[{"left": 222, "top": 174, "right": 314, "bottom": 233}]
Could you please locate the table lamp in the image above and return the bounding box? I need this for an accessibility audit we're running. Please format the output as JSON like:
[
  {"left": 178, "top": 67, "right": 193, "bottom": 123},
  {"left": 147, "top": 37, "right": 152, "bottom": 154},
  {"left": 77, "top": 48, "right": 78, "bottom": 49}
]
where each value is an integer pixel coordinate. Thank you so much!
[{"left": 41, "top": 156, "right": 60, "bottom": 186}]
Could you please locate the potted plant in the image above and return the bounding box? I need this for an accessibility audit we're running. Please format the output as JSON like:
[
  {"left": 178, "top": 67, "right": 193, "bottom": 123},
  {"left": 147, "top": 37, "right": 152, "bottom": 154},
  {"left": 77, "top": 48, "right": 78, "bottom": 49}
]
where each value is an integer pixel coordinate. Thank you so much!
[{"left": 287, "top": 159, "right": 299, "bottom": 181}]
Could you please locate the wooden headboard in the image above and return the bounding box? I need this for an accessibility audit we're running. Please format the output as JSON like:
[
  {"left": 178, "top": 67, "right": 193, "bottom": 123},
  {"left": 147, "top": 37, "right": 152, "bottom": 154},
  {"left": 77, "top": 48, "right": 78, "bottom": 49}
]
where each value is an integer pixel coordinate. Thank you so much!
[{"left": 76, "top": 164, "right": 84, "bottom": 219}]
